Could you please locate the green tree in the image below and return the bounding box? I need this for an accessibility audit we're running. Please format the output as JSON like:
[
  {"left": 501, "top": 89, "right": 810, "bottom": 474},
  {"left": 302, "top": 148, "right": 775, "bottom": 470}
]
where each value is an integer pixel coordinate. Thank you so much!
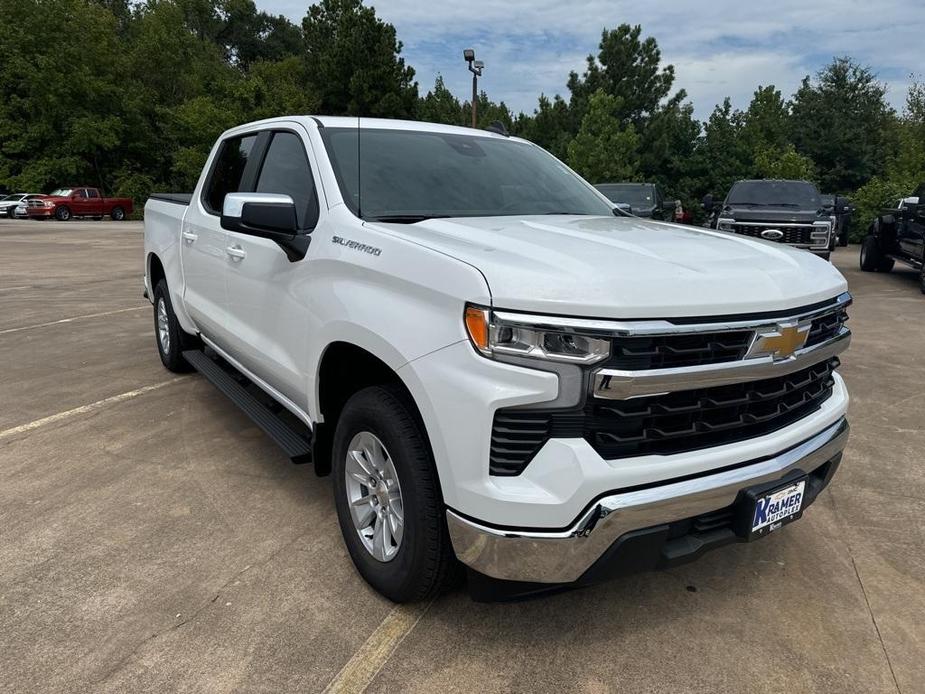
[
  {"left": 417, "top": 76, "right": 465, "bottom": 126},
  {"left": 567, "top": 24, "right": 682, "bottom": 129},
  {"left": 740, "top": 85, "right": 791, "bottom": 160},
  {"left": 566, "top": 90, "right": 640, "bottom": 183},
  {"left": 0, "top": 0, "right": 131, "bottom": 191},
  {"left": 851, "top": 80, "right": 925, "bottom": 239},
  {"left": 754, "top": 145, "right": 816, "bottom": 181},
  {"left": 694, "top": 98, "right": 750, "bottom": 197},
  {"left": 301, "top": 0, "right": 417, "bottom": 117},
  {"left": 514, "top": 94, "right": 572, "bottom": 160},
  {"left": 791, "top": 57, "right": 895, "bottom": 192}
]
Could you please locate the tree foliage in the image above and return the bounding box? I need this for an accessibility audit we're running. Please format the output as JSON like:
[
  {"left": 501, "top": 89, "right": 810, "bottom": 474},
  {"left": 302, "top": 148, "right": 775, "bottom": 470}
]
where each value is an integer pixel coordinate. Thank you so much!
[
  {"left": 0, "top": 4, "right": 916, "bottom": 232},
  {"left": 567, "top": 91, "right": 640, "bottom": 182}
]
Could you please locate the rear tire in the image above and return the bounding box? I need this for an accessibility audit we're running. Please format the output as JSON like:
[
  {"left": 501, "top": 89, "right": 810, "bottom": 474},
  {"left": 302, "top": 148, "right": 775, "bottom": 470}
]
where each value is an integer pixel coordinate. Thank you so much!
[
  {"left": 152, "top": 279, "right": 200, "bottom": 372},
  {"left": 55, "top": 206, "right": 71, "bottom": 221},
  {"left": 111, "top": 206, "right": 125, "bottom": 221},
  {"left": 332, "top": 385, "right": 454, "bottom": 603},
  {"left": 860, "top": 236, "right": 893, "bottom": 272}
]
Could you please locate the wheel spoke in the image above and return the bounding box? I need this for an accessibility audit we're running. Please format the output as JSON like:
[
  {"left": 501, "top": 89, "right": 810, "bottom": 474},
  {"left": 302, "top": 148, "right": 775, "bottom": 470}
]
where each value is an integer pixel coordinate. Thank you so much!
[
  {"left": 349, "top": 449, "right": 376, "bottom": 478},
  {"left": 373, "top": 515, "right": 387, "bottom": 560},
  {"left": 387, "top": 509, "right": 403, "bottom": 545},
  {"left": 351, "top": 504, "right": 375, "bottom": 530}
]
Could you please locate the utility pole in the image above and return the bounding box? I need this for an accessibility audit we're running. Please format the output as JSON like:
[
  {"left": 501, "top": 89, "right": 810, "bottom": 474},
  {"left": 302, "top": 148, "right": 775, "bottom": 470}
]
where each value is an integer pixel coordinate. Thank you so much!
[{"left": 463, "top": 49, "right": 484, "bottom": 128}]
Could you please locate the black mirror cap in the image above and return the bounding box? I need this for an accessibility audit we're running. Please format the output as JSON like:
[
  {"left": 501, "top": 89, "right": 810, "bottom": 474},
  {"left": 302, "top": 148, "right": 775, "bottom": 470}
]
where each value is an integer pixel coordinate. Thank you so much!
[{"left": 701, "top": 194, "right": 714, "bottom": 212}]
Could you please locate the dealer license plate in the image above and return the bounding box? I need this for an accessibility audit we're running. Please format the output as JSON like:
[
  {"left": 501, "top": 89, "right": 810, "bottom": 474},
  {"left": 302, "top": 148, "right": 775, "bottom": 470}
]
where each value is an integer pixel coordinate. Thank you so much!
[{"left": 749, "top": 479, "right": 806, "bottom": 539}]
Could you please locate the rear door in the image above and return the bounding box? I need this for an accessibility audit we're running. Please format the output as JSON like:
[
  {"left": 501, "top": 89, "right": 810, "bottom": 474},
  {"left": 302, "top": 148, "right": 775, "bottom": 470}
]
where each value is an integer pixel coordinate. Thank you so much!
[
  {"left": 69, "top": 188, "right": 93, "bottom": 216},
  {"left": 84, "top": 188, "right": 104, "bottom": 215},
  {"left": 222, "top": 127, "right": 321, "bottom": 406},
  {"left": 181, "top": 131, "right": 261, "bottom": 342}
]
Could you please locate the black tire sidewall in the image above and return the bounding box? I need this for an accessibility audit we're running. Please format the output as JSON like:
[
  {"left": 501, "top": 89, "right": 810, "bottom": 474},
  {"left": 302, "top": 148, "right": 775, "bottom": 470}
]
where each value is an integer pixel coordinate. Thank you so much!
[
  {"left": 332, "top": 386, "right": 448, "bottom": 602},
  {"left": 111, "top": 207, "right": 124, "bottom": 221},
  {"left": 56, "top": 206, "right": 70, "bottom": 221},
  {"left": 152, "top": 280, "right": 193, "bottom": 372}
]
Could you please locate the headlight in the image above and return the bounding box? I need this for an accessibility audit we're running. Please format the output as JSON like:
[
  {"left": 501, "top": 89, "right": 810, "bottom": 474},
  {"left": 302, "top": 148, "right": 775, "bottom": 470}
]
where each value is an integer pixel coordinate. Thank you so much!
[
  {"left": 44, "top": 201, "right": 54, "bottom": 208},
  {"left": 716, "top": 217, "right": 735, "bottom": 231},
  {"left": 464, "top": 305, "right": 610, "bottom": 364}
]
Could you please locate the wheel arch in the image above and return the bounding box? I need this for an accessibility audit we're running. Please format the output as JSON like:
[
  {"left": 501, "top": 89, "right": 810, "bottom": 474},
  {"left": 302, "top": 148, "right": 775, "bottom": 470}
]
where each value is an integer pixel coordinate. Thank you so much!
[{"left": 313, "top": 340, "right": 434, "bottom": 478}]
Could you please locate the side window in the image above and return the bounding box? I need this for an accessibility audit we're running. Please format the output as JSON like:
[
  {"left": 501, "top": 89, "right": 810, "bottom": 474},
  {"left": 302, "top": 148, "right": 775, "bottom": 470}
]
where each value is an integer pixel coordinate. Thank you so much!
[
  {"left": 204, "top": 134, "right": 258, "bottom": 214},
  {"left": 76, "top": 189, "right": 88, "bottom": 198},
  {"left": 255, "top": 131, "right": 319, "bottom": 229},
  {"left": 87, "top": 189, "right": 100, "bottom": 199}
]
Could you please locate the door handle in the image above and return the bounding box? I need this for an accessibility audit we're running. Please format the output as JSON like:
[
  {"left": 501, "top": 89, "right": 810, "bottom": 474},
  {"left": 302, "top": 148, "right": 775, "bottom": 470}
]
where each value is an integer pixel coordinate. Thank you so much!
[
  {"left": 182, "top": 230, "right": 198, "bottom": 242},
  {"left": 226, "top": 245, "right": 247, "bottom": 260}
]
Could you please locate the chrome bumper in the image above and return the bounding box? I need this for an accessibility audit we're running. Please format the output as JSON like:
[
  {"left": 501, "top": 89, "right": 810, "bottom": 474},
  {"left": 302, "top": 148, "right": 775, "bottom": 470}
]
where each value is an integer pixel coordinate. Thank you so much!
[{"left": 447, "top": 418, "right": 849, "bottom": 584}]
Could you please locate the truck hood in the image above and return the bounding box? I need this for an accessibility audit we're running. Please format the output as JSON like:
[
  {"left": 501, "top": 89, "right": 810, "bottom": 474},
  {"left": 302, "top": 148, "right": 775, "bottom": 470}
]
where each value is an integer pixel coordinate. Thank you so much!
[{"left": 371, "top": 215, "right": 848, "bottom": 319}]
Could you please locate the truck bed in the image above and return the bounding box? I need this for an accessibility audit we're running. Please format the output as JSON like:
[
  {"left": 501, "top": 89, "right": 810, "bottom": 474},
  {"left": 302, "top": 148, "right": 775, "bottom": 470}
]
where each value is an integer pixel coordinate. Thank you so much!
[{"left": 149, "top": 193, "right": 192, "bottom": 205}]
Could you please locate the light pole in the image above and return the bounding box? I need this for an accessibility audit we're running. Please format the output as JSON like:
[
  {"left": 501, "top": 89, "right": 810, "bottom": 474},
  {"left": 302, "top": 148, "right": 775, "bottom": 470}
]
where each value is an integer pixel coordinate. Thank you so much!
[{"left": 463, "top": 49, "right": 483, "bottom": 128}]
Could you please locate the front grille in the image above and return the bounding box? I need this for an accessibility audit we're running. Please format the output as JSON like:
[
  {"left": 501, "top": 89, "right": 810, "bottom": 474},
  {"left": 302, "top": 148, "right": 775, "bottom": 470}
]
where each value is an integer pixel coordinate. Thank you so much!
[
  {"left": 489, "top": 358, "right": 838, "bottom": 475},
  {"left": 806, "top": 307, "right": 848, "bottom": 347},
  {"left": 731, "top": 224, "right": 815, "bottom": 245},
  {"left": 606, "top": 331, "right": 753, "bottom": 370}
]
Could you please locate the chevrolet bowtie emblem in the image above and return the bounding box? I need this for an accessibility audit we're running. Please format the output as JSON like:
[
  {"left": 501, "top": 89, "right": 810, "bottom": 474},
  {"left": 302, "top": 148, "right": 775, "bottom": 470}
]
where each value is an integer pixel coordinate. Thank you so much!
[{"left": 747, "top": 323, "right": 811, "bottom": 360}]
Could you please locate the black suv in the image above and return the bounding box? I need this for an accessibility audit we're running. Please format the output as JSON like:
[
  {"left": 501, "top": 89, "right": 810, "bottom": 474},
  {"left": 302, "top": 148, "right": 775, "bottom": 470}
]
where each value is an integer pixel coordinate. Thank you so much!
[
  {"left": 859, "top": 183, "right": 925, "bottom": 293},
  {"left": 594, "top": 182, "right": 673, "bottom": 220},
  {"left": 703, "top": 179, "right": 838, "bottom": 259}
]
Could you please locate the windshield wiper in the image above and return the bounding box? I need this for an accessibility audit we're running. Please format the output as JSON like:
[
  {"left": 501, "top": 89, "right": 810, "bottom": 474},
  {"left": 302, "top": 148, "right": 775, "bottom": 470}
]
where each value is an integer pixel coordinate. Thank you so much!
[{"left": 366, "top": 214, "right": 451, "bottom": 224}]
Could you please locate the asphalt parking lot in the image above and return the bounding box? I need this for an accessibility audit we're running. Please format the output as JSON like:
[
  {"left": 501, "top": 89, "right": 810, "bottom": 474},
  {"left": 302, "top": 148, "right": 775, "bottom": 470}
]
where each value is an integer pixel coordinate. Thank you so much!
[{"left": 1, "top": 218, "right": 923, "bottom": 693}]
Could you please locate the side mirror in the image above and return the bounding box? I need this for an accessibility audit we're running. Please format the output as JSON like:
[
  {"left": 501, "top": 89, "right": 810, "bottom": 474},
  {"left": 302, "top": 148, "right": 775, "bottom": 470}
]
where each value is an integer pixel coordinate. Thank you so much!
[
  {"left": 662, "top": 200, "right": 677, "bottom": 212},
  {"left": 833, "top": 195, "right": 848, "bottom": 215},
  {"left": 221, "top": 193, "right": 309, "bottom": 262},
  {"left": 701, "top": 194, "right": 714, "bottom": 212},
  {"left": 613, "top": 202, "right": 632, "bottom": 216}
]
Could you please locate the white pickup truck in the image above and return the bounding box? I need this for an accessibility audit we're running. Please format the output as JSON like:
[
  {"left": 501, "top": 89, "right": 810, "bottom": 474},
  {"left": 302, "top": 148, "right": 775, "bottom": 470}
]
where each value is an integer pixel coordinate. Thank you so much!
[{"left": 144, "top": 116, "right": 851, "bottom": 602}]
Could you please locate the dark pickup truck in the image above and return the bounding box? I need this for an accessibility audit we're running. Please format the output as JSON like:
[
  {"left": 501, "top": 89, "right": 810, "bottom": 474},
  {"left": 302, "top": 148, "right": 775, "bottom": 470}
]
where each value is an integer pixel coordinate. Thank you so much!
[
  {"left": 859, "top": 183, "right": 925, "bottom": 293},
  {"left": 704, "top": 179, "right": 839, "bottom": 260}
]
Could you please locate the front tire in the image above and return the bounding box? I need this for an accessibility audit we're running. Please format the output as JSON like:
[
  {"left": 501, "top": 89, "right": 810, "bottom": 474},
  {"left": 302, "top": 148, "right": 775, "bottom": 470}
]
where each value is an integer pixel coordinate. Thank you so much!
[
  {"left": 860, "top": 236, "right": 894, "bottom": 272},
  {"left": 152, "top": 279, "right": 199, "bottom": 372},
  {"left": 55, "top": 206, "right": 71, "bottom": 221},
  {"left": 111, "top": 206, "right": 125, "bottom": 221},
  {"left": 332, "top": 385, "right": 454, "bottom": 603}
]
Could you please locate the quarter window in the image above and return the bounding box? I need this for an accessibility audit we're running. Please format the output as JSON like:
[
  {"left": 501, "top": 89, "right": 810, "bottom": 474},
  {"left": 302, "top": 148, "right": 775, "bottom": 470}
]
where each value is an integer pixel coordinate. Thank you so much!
[
  {"left": 255, "top": 132, "right": 319, "bottom": 229},
  {"left": 204, "top": 134, "right": 258, "bottom": 214}
]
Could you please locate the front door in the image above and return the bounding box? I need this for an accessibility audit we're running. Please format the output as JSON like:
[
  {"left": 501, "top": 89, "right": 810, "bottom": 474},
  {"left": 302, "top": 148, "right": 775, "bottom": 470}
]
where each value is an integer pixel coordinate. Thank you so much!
[{"left": 222, "top": 128, "right": 320, "bottom": 408}]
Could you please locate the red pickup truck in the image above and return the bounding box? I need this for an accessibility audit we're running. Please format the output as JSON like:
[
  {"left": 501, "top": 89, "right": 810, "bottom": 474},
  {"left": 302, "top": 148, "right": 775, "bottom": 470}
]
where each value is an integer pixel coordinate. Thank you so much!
[{"left": 26, "top": 187, "right": 134, "bottom": 221}]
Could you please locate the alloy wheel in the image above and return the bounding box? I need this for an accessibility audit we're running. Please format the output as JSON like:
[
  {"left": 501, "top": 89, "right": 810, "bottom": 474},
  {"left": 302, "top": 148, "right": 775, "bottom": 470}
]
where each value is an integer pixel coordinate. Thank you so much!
[
  {"left": 344, "top": 431, "right": 404, "bottom": 562},
  {"left": 156, "top": 297, "right": 170, "bottom": 354}
]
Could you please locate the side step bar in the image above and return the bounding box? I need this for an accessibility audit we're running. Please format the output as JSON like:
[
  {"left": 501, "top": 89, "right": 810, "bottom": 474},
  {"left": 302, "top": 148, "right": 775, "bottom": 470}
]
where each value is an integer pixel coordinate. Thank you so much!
[{"left": 183, "top": 350, "right": 313, "bottom": 464}]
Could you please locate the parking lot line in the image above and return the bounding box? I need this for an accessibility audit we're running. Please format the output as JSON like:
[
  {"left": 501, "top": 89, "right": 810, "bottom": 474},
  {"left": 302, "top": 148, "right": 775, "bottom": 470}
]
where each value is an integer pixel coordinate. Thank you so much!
[
  {"left": 0, "top": 286, "right": 30, "bottom": 292},
  {"left": 0, "top": 306, "right": 146, "bottom": 335},
  {"left": 322, "top": 598, "right": 435, "bottom": 693},
  {"left": 0, "top": 377, "right": 188, "bottom": 441}
]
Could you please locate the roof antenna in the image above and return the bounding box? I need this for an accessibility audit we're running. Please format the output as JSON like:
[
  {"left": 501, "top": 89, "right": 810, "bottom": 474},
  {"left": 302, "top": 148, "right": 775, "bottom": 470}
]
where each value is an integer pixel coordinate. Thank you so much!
[{"left": 356, "top": 114, "right": 362, "bottom": 220}]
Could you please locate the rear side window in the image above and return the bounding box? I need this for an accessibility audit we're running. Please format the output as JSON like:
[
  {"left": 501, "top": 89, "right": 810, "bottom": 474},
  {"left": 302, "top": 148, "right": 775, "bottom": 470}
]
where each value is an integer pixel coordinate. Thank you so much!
[
  {"left": 204, "top": 134, "right": 258, "bottom": 214},
  {"left": 87, "top": 189, "right": 99, "bottom": 198},
  {"left": 255, "top": 132, "right": 319, "bottom": 229}
]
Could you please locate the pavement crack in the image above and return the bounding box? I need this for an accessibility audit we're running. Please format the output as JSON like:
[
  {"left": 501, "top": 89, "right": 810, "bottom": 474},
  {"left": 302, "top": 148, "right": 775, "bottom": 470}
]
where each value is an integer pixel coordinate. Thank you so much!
[
  {"left": 93, "top": 531, "right": 310, "bottom": 686},
  {"left": 828, "top": 491, "right": 903, "bottom": 694}
]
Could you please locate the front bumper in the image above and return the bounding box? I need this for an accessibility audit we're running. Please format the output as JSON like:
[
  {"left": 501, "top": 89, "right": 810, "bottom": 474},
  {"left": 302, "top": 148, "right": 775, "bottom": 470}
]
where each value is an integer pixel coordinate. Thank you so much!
[{"left": 447, "top": 417, "right": 848, "bottom": 586}]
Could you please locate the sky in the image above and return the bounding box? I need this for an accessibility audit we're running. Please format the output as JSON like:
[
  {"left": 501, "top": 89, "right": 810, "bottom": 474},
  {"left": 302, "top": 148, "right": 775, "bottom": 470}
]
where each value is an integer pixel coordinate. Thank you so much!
[{"left": 264, "top": 0, "right": 924, "bottom": 121}]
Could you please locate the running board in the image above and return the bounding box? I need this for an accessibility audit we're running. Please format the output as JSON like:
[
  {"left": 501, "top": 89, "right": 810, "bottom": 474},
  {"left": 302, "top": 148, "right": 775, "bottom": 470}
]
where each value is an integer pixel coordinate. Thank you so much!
[{"left": 183, "top": 350, "right": 313, "bottom": 464}]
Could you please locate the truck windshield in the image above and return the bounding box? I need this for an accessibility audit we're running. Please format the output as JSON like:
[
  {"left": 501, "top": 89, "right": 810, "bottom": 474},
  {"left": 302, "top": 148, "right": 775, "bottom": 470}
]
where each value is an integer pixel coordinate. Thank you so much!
[
  {"left": 320, "top": 127, "right": 614, "bottom": 221},
  {"left": 50, "top": 188, "right": 73, "bottom": 196},
  {"left": 727, "top": 181, "right": 820, "bottom": 208},
  {"left": 594, "top": 184, "right": 653, "bottom": 207}
]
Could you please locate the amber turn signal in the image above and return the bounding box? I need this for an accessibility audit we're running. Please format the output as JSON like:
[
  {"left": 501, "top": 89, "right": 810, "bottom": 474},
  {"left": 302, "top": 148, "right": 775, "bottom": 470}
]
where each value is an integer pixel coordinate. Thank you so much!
[{"left": 464, "top": 305, "right": 490, "bottom": 354}]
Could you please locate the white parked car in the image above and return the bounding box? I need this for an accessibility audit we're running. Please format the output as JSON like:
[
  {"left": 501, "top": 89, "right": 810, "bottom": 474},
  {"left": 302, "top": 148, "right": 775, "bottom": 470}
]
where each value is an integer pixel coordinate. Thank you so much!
[
  {"left": 0, "top": 193, "right": 42, "bottom": 218},
  {"left": 144, "top": 117, "right": 851, "bottom": 602}
]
